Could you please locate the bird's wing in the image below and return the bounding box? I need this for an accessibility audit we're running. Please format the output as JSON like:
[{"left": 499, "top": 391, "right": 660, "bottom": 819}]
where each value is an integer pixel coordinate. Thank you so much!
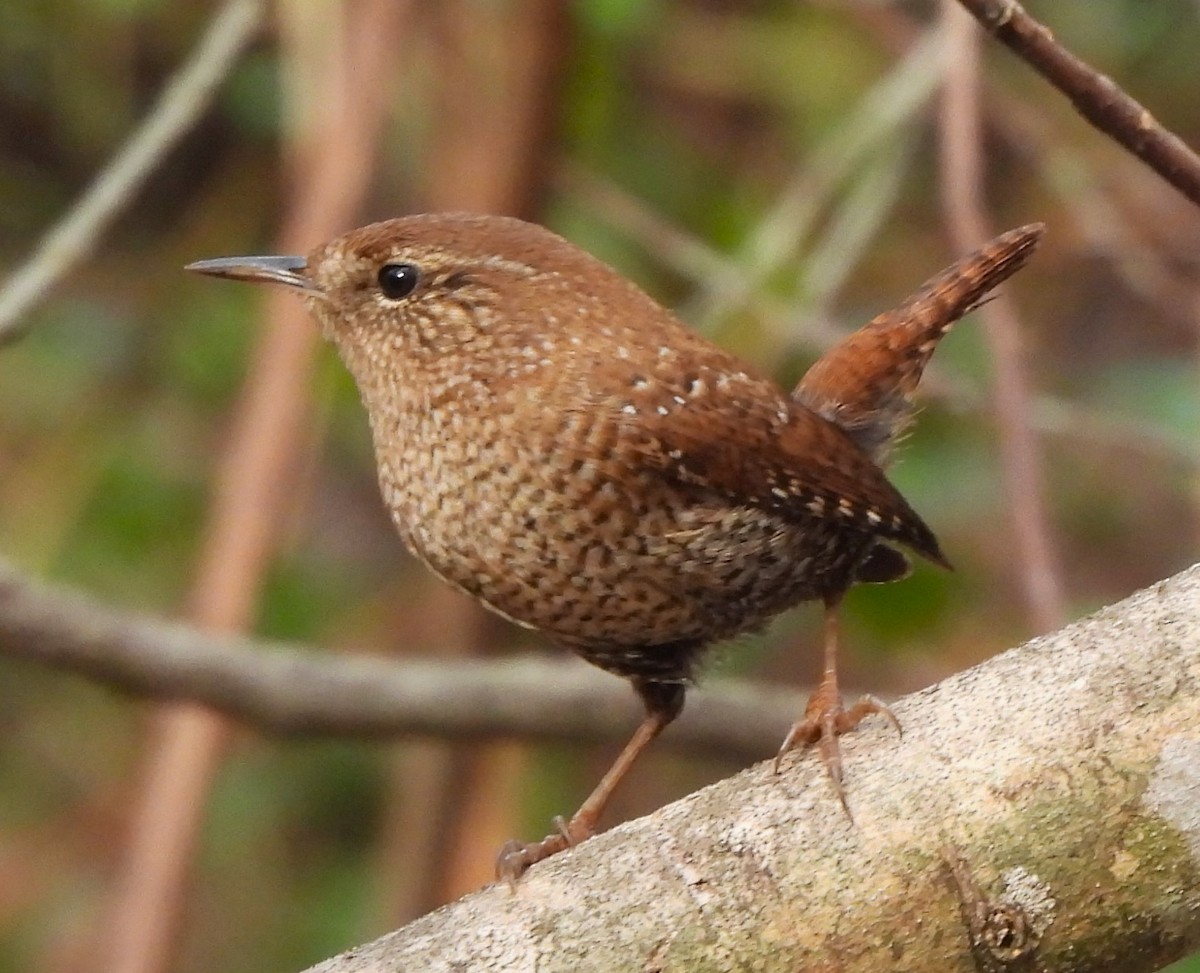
[{"left": 604, "top": 363, "right": 949, "bottom": 568}]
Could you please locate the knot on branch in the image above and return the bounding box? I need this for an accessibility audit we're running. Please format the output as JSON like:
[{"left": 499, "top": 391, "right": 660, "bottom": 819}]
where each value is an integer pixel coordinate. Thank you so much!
[{"left": 943, "top": 846, "right": 1055, "bottom": 972}]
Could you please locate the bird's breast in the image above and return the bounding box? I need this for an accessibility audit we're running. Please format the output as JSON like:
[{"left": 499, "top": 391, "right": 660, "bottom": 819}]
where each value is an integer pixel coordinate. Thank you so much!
[{"left": 361, "top": 388, "right": 874, "bottom": 661}]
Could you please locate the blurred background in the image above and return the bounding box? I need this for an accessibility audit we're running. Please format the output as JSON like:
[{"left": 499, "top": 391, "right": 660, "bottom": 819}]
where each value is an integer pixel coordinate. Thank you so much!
[{"left": 0, "top": 1, "right": 1198, "bottom": 971}]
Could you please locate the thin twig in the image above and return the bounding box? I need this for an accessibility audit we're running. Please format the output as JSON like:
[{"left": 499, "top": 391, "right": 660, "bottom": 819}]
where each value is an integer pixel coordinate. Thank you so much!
[
  {"left": 0, "top": 0, "right": 266, "bottom": 343},
  {"left": 955, "top": 0, "right": 1200, "bottom": 209},
  {"left": 939, "top": 1, "right": 1065, "bottom": 632}
]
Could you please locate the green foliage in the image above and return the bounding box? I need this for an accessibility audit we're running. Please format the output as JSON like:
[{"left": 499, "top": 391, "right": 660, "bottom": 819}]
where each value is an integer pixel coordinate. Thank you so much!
[
  {"left": 222, "top": 52, "right": 282, "bottom": 140},
  {"left": 1092, "top": 359, "right": 1200, "bottom": 445},
  {"left": 575, "top": 0, "right": 662, "bottom": 37}
]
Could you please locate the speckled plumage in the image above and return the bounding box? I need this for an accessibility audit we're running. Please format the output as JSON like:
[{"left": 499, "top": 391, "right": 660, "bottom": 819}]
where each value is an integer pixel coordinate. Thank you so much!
[
  {"left": 188, "top": 214, "right": 1044, "bottom": 877},
  {"left": 298, "top": 215, "right": 970, "bottom": 677}
]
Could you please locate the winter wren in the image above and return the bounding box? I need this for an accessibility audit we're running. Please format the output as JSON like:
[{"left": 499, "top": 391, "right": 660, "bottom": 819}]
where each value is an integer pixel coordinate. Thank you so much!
[{"left": 187, "top": 215, "right": 1045, "bottom": 879}]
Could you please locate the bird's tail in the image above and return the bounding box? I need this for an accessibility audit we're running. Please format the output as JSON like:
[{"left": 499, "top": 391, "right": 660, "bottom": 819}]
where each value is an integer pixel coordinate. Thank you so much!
[{"left": 793, "top": 223, "right": 1045, "bottom": 466}]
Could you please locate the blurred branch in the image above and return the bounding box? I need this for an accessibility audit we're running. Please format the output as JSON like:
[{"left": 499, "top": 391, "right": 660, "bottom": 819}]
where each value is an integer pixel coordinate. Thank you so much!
[
  {"left": 0, "top": 0, "right": 265, "bottom": 343},
  {"left": 939, "top": 2, "right": 1065, "bottom": 633},
  {"left": 971, "top": 384, "right": 1200, "bottom": 469},
  {"left": 796, "top": 132, "right": 917, "bottom": 316},
  {"left": 555, "top": 163, "right": 746, "bottom": 312},
  {"left": 0, "top": 559, "right": 800, "bottom": 761},
  {"left": 554, "top": 162, "right": 846, "bottom": 345},
  {"left": 956, "top": 0, "right": 1200, "bottom": 209},
  {"left": 302, "top": 566, "right": 1200, "bottom": 973}
]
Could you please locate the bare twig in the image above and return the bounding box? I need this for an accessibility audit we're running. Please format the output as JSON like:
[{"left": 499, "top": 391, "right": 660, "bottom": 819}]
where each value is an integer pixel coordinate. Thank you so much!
[
  {"left": 955, "top": 0, "right": 1200, "bottom": 209},
  {"left": 0, "top": 559, "right": 803, "bottom": 761},
  {"left": 0, "top": 0, "right": 265, "bottom": 343},
  {"left": 939, "top": 2, "right": 1065, "bottom": 632}
]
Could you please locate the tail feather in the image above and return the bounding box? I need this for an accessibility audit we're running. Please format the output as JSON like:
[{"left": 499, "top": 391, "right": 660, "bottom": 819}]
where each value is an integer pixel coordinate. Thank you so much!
[{"left": 794, "top": 224, "right": 1045, "bottom": 466}]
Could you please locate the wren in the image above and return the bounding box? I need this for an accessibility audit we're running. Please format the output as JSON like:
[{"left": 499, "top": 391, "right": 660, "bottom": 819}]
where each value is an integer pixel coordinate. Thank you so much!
[{"left": 187, "top": 215, "right": 1044, "bottom": 879}]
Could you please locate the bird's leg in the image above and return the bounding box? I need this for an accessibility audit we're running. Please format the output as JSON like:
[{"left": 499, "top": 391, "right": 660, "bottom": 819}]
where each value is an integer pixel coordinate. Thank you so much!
[
  {"left": 495, "top": 679, "right": 684, "bottom": 882},
  {"left": 773, "top": 592, "right": 901, "bottom": 811}
]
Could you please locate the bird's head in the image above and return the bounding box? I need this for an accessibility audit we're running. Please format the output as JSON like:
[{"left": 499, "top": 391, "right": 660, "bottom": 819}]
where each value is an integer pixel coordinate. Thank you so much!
[{"left": 186, "top": 212, "right": 647, "bottom": 398}]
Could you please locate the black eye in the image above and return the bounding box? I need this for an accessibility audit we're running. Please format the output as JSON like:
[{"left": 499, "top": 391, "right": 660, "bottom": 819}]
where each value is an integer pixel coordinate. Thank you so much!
[{"left": 377, "top": 263, "right": 420, "bottom": 299}]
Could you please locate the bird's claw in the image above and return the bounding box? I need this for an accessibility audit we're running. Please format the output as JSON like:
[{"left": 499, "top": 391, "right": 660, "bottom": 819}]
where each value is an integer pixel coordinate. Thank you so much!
[
  {"left": 495, "top": 817, "right": 596, "bottom": 885},
  {"left": 773, "top": 690, "right": 900, "bottom": 814}
]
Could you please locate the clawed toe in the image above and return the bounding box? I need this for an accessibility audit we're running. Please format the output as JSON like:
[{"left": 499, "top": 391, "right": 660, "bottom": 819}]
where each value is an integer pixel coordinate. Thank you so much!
[
  {"left": 855, "top": 693, "right": 901, "bottom": 738},
  {"left": 773, "top": 691, "right": 901, "bottom": 812},
  {"left": 495, "top": 817, "right": 596, "bottom": 884},
  {"left": 495, "top": 839, "right": 539, "bottom": 884},
  {"left": 495, "top": 832, "right": 569, "bottom": 884}
]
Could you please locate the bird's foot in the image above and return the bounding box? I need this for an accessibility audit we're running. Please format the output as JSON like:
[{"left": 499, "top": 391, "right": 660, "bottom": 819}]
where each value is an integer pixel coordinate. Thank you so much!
[
  {"left": 772, "top": 685, "right": 900, "bottom": 814},
  {"left": 494, "top": 814, "right": 596, "bottom": 884}
]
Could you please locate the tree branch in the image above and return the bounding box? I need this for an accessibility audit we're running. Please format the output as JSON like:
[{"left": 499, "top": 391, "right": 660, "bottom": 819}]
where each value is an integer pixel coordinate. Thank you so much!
[
  {"left": 955, "top": 0, "right": 1200, "bottom": 209},
  {"left": 299, "top": 564, "right": 1200, "bottom": 972},
  {"left": 0, "top": 559, "right": 799, "bottom": 761}
]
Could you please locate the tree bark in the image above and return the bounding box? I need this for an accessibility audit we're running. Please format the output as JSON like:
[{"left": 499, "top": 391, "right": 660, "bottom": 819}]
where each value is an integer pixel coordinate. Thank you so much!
[{"left": 305, "top": 564, "right": 1200, "bottom": 973}]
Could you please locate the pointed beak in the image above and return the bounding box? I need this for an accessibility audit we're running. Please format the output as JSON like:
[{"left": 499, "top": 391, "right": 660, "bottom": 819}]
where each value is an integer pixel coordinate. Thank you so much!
[{"left": 184, "top": 254, "right": 318, "bottom": 292}]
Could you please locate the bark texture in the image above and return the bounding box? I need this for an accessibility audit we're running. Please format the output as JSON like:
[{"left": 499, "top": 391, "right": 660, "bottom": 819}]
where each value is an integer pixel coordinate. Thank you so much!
[{"left": 306, "top": 564, "right": 1200, "bottom": 973}]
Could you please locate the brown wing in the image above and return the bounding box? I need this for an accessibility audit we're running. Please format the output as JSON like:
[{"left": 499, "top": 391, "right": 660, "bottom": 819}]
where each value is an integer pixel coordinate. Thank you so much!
[
  {"left": 527, "top": 239, "right": 957, "bottom": 569},
  {"left": 612, "top": 367, "right": 950, "bottom": 569}
]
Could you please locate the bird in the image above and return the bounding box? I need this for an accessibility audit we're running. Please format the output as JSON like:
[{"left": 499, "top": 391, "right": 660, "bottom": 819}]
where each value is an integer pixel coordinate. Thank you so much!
[{"left": 187, "top": 215, "right": 1044, "bottom": 879}]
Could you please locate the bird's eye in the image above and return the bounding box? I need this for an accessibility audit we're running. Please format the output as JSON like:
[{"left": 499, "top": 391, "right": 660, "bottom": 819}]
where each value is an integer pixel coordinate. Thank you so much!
[{"left": 377, "top": 263, "right": 420, "bottom": 299}]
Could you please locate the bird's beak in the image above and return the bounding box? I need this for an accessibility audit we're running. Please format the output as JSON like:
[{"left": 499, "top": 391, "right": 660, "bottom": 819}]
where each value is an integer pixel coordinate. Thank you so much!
[{"left": 184, "top": 255, "right": 319, "bottom": 292}]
